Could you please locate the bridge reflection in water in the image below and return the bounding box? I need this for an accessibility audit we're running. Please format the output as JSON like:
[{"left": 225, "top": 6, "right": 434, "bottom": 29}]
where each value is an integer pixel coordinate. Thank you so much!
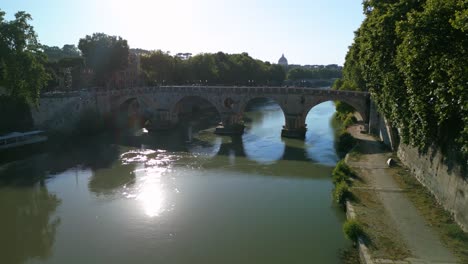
[{"left": 0, "top": 99, "right": 351, "bottom": 263}]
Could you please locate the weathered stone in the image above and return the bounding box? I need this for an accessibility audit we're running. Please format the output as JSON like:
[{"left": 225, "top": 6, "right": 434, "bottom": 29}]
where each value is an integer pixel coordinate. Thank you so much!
[
  {"left": 32, "top": 86, "right": 370, "bottom": 139},
  {"left": 398, "top": 143, "right": 468, "bottom": 232}
]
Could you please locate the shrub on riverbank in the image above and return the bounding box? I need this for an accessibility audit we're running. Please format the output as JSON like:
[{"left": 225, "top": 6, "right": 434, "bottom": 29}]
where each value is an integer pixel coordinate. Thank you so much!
[
  {"left": 343, "top": 219, "right": 364, "bottom": 243},
  {"left": 333, "top": 181, "right": 350, "bottom": 206},
  {"left": 343, "top": 115, "right": 357, "bottom": 128},
  {"left": 0, "top": 96, "right": 34, "bottom": 135},
  {"left": 332, "top": 160, "right": 357, "bottom": 206},
  {"left": 336, "top": 132, "right": 357, "bottom": 157},
  {"left": 333, "top": 160, "right": 356, "bottom": 179}
]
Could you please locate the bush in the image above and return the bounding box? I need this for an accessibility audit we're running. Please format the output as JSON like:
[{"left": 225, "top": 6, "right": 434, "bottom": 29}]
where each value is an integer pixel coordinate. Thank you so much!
[
  {"left": 332, "top": 170, "right": 350, "bottom": 185},
  {"left": 333, "top": 181, "right": 351, "bottom": 206},
  {"left": 333, "top": 160, "right": 356, "bottom": 179},
  {"left": 343, "top": 114, "right": 357, "bottom": 128},
  {"left": 334, "top": 160, "right": 352, "bottom": 175},
  {"left": 0, "top": 96, "right": 33, "bottom": 134},
  {"left": 343, "top": 219, "right": 364, "bottom": 242},
  {"left": 336, "top": 132, "right": 357, "bottom": 155}
]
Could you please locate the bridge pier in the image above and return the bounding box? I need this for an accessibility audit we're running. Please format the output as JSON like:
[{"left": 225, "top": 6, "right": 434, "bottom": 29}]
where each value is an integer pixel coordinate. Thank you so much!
[
  {"left": 281, "top": 113, "right": 307, "bottom": 139},
  {"left": 215, "top": 112, "right": 245, "bottom": 136}
]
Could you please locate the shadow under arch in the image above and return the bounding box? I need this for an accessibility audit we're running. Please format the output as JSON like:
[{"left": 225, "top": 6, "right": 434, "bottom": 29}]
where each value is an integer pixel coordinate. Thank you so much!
[
  {"left": 171, "top": 95, "right": 222, "bottom": 127},
  {"left": 112, "top": 97, "right": 145, "bottom": 130},
  {"left": 303, "top": 101, "right": 341, "bottom": 166}
]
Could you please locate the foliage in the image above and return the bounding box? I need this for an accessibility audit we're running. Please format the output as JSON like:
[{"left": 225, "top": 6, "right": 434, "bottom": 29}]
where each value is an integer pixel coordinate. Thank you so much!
[
  {"left": 78, "top": 33, "right": 129, "bottom": 86},
  {"left": 42, "top": 44, "right": 81, "bottom": 61},
  {"left": 0, "top": 95, "right": 33, "bottom": 134},
  {"left": 0, "top": 10, "right": 50, "bottom": 104},
  {"left": 335, "top": 102, "right": 356, "bottom": 121},
  {"left": 343, "top": 115, "right": 357, "bottom": 128},
  {"left": 140, "top": 50, "right": 175, "bottom": 84},
  {"left": 140, "top": 51, "right": 286, "bottom": 86},
  {"left": 286, "top": 67, "right": 342, "bottom": 80},
  {"left": 336, "top": 131, "right": 357, "bottom": 156},
  {"left": 334, "top": 160, "right": 356, "bottom": 179},
  {"left": 339, "top": 0, "right": 468, "bottom": 160},
  {"left": 343, "top": 219, "right": 364, "bottom": 242},
  {"left": 332, "top": 169, "right": 350, "bottom": 185},
  {"left": 333, "top": 181, "right": 351, "bottom": 206}
]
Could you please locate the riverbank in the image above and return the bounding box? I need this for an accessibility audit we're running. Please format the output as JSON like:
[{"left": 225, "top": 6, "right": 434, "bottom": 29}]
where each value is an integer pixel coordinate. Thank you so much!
[{"left": 344, "top": 124, "right": 466, "bottom": 263}]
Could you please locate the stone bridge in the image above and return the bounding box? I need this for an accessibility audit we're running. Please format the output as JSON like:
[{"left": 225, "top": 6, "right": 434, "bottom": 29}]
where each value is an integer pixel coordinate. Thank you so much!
[{"left": 33, "top": 86, "right": 371, "bottom": 139}]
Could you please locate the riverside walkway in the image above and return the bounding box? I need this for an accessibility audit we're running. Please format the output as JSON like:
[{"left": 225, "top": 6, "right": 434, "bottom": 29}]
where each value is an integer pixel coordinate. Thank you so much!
[{"left": 346, "top": 125, "right": 458, "bottom": 264}]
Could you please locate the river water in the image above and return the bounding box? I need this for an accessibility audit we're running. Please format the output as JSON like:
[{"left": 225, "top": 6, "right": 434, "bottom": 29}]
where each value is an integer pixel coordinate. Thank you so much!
[{"left": 0, "top": 100, "right": 350, "bottom": 264}]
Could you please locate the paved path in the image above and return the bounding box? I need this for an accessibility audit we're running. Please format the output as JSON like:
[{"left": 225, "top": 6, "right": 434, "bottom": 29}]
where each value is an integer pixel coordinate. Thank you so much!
[{"left": 347, "top": 125, "right": 458, "bottom": 264}]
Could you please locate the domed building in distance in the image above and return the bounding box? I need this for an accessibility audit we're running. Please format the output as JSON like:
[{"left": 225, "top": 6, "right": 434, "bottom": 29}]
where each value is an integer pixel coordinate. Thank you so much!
[{"left": 278, "top": 54, "right": 288, "bottom": 67}]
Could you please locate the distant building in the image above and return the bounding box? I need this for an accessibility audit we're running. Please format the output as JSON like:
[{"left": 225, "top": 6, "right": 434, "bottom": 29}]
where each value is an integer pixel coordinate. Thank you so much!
[
  {"left": 176, "top": 53, "right": 192, "bottom": 60},
  {"left": 278, "top": 54, "right": 288, "bottom": 67}
]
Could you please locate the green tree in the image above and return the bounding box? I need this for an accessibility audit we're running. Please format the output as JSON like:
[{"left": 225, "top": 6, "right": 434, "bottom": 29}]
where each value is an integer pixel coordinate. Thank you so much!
[
  {"left": 139, "top": 51, "right": 286, "bottom": 86},
  {"left": 140, "top": 50, "right": 175, "bottom": 85},
  {"left": 43, "top": 44, "right": 81, "bottom": 61},
  {"left": 78, "top": 33, "right": 129, "bottom": 86},
  {"left": 341, "top": 0, "right": 468, "bottom": 160},
  {"left": 0, "top": 10, "right": 49, "bottom": 104}
]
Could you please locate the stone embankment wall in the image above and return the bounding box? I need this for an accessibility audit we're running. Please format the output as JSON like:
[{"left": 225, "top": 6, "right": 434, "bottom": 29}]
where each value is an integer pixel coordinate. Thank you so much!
[
  {"left": 397, "top": 143, "right": 468, "bottom": 231},
  {"left": 32, "top": 93, "right": 97, "bottom": 131}
]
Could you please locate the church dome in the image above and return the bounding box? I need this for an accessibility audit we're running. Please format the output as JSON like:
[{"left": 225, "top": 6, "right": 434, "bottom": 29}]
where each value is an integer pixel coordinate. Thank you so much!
[{"left": 278, "top": 54, "right": 288, "bottom": 66}]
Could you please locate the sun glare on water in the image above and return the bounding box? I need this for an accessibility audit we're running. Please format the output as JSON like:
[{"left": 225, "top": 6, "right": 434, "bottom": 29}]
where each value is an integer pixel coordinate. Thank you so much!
[{"left": 122, "top": 149, "right": 174, "bottom": 218}]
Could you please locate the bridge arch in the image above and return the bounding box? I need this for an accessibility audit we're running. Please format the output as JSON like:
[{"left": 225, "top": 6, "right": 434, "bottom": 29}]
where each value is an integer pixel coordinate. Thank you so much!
[
  {"left": 302, "top": 98, "right": 368, "bottom": 124},
  {"left": 171, "top": 95, "right": 223, "bottom": 125},
  {"left": 240, "top": 96, "right": 287, "bottom": 121},
  {"left": 113, "top": 97, "right": 144, "bottom": 130}
]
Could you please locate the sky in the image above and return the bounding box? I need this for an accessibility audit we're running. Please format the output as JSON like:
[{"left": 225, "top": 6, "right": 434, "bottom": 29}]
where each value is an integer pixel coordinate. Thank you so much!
[{"left": 2, "top": 0, "right": 365, "bottom": 65}]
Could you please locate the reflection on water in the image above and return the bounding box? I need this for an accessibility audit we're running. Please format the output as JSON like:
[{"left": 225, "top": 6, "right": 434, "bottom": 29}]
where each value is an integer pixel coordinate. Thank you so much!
[
  {"left": 120, "top": 149, "right": 176, "bottom": 218},
  {"left": 0, "top": 160, "right": 61, "bottom": 264},
  {"left": 0, "top": 100, "right": 348, "bottom": 264}
]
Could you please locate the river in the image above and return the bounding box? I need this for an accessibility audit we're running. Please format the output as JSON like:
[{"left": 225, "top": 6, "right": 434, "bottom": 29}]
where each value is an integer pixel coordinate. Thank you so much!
[{"left": 0, "top": 100, "right": 350, "bottom": 264}]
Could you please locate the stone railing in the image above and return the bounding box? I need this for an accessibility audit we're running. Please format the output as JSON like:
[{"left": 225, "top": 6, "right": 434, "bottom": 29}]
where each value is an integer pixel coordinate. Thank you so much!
[{"left": 41, "top": 86, "right": 369, "bottom": 98}]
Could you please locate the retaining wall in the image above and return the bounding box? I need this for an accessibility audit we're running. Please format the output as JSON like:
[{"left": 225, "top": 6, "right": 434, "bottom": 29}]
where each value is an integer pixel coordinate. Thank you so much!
[{"left": 397, "top": 143, "right": 468, "bottom": 231}]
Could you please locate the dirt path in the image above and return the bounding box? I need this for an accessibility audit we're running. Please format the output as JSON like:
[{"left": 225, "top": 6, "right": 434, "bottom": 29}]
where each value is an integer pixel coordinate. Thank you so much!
[{"left": 347, "top": 125, "right": 458, "bottom": 263}]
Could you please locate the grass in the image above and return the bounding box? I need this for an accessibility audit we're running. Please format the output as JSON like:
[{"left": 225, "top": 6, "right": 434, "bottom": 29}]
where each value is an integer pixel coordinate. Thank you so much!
[
  {"left": 339, "top": 247, "right": 361, "bottom": 264},
  {"left": 343, "top": 219, "right": 365, "bottom": 242},
  {"left": 392, "top": 167, "right": 468, "bottom": 262},
  {"left": 350, "top": 186, "right": 411, "bottom": 260}
]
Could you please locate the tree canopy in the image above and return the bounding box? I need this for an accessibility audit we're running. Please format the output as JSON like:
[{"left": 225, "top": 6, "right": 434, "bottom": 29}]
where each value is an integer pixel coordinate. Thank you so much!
[
  {"left": 42, "top": 44, "right": 81, "bottom": 62},
  {"left": 140, "top": 51, "right": 286, "bottom": 86},
  {"left": 0, "top": 10, "right": 49, "bottom": 104},
  {"left": 287, "top": 67, "right": 342, "bottom": 81},
  {"left": 78, "top": 33, "right": 129, "bottom": 86},
  {"left": 336, "top": 0, "right": 468, "bottom": 160}
]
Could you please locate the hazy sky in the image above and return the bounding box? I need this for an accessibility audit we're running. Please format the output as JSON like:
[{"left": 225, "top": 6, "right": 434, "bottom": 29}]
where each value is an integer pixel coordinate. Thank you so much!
[{"left": 2, "top": 0, "right": 365, "bottom": 65}]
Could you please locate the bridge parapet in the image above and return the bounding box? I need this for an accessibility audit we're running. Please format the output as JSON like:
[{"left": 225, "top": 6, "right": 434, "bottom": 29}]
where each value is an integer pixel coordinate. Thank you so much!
[{"left": 41, "top": 86, "right": 369, "bottom": 98}]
